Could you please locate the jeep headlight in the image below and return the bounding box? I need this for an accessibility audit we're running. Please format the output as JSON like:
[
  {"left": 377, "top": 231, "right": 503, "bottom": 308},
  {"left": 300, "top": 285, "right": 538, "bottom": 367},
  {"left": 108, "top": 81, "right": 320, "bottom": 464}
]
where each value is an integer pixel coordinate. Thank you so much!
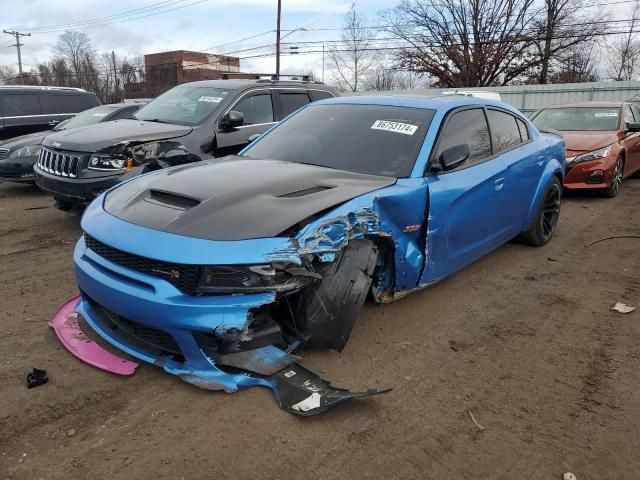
[
  {"left": 88, "top": 154, "right": 126, "bottom": 170},
  {"left": 573, "top": 145, "right": 612, "bottom": 164},
  {"left": 10, "top": 144, "right": 42, "bottom": 159},
  {"left": 131, "top": 142, "right": 160, "bottom": 162}
]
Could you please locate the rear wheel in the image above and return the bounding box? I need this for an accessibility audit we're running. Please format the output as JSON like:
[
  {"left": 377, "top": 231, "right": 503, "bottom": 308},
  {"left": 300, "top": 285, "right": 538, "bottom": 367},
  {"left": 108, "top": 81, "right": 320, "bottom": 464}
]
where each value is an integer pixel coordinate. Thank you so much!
[
  {"left": 603, "top": 156, "right": 624, "bottom": 198},
  {"left": 520, "top": 177, "right": 562, "bottom": 246},
  {"left": 288, "top": 239, "right": 379, "bottom": 351}
]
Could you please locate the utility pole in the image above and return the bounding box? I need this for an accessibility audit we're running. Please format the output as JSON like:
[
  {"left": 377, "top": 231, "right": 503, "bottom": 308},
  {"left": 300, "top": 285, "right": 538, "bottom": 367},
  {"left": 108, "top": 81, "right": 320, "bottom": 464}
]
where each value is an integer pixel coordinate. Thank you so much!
[
  {"left": 3, "top": 30, "right": 31, "bottom": 76},
  {"left": 275, "top": 0, "right": 282, "bottom": 79},
  {"left": 322, "top": 43, "right": 325, "bottom": 83},
  {"left": 111, "top": 50, "right": 120, "bottom": 102}
]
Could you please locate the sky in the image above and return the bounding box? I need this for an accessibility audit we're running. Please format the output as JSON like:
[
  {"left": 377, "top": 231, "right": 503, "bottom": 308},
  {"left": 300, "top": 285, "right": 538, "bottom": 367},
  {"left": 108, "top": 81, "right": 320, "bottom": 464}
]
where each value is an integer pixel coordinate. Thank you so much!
[{"left": 0, "top": 0, "right": 391, "bottom": 79}]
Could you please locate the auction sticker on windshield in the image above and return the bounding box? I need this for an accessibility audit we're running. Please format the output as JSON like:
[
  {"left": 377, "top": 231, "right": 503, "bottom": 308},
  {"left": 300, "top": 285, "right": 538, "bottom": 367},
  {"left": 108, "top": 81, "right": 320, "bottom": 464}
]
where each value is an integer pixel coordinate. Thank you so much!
[
  {"left": 371, "top": 120, "right": 418, "bottom": 135},
  {"left": 595, "top": 112, "right": 618, "bottom": 117},
  {"left": 198, "top": 96, "right": 223, "bottom": 103}
]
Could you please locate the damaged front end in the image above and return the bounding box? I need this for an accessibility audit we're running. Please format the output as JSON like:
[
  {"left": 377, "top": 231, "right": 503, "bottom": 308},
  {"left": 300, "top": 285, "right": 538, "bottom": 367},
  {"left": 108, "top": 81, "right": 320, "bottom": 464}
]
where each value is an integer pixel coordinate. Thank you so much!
[{"left": 60, "top": 196, "right": 397, "bottom": 415}]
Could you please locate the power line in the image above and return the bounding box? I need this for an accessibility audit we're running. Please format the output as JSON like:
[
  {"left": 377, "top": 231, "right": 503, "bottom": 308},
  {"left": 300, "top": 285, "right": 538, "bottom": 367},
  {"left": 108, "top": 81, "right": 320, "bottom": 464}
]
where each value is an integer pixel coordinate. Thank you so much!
[
  {"left": 12, "top": 0, "right": 209, "bottom": 34},
  {"left": 7, "top": 0, "right": 189, "bottom": 32}
]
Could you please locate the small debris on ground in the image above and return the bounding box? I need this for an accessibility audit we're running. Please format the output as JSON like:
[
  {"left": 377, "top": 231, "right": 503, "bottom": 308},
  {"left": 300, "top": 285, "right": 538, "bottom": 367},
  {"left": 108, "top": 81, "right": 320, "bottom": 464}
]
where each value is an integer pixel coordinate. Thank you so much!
[
  {"left": 26, "top": 368, "right": 48, "bottom": 388},
  {"left": 562, "top": 472, "right": 577, "bottom": 480},
  {"left": 547, "top": 257, "right": 558, "bottom": 262},
  {"left": 66, "top": 428, "right": 76, "bottom": 437},
  {"left": 611, "top": 302, "right": 636, "bottom": 314},
  {"left": 467, "top": 410, "right": 485, "bottom": 431}
]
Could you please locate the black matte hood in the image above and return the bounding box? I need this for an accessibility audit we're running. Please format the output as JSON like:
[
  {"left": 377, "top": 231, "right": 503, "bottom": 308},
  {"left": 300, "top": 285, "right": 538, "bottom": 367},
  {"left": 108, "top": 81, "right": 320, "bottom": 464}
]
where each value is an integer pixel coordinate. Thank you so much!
[
  {"left": 0, "top": 130, "right": 49, "bottom": 152},
  {"left": 104, "top": 157, "right": 396, "bottom": 241},
  {"left": 42, "top": 119, "right": 192, "bottom": 152}
]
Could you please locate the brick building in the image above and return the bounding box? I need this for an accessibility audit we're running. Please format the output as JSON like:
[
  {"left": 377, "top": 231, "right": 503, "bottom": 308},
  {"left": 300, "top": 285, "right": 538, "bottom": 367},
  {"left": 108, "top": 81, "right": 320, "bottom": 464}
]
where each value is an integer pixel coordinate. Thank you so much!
[{"left": 124, "top": 50, "right": 255, "bottom": 98}]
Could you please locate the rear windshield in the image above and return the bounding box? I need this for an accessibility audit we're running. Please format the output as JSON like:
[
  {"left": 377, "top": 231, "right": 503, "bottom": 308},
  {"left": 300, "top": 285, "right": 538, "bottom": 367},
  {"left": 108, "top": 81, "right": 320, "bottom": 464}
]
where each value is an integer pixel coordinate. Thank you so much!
[
  {"left": 243, "top": 104, "right": 434, "bottom": 177},
  {"left": 134, "top": 86, "right": 232, "bottom": 126},
  {"left": 532, "top": 107, "right": 621, "bottom": 131},
  {"left": 55, "top": 105, "right": 117, "bottom": 130}
]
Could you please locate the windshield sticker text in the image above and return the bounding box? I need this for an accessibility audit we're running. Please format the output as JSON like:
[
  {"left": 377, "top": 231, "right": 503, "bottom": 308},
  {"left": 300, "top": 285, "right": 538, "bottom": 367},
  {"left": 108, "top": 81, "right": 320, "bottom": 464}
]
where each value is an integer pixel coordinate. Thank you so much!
[
  {"left": 594, "top": 112, "right": 618, "bottom": 117},
  {"left": 198, "top": 96, "right": 223, "bottom": 103},
  {"left": 371, "top": 120, "right": 418, "bottom": 135}
]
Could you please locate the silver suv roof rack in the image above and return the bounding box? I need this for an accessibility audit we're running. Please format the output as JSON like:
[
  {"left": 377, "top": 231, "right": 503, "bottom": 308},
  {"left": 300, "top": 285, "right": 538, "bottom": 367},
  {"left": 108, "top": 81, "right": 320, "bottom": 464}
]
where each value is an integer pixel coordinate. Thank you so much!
[
  {"left": 0, "top": 85, "right": 88, "bottom": 92},
  {"left": 219, "top": 73, "right": 323, "bottom": 84}
]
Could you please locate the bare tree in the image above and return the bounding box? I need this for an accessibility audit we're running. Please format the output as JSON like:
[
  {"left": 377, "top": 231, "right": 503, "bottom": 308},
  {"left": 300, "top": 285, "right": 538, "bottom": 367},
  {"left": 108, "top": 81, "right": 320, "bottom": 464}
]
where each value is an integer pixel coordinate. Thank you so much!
[
  {"left": 0, "top": 65, "right": 17, "bottom": 84},
  {"left": 607, "top": 1, "right": 640, "bottom": 80},
  {"left": 549, "top": 42, "right": 599, "bottom": 83},
  {"left": 328, "top": 3, "right": 379, "bottom": 91},
  {"left": 54, "top": 30, "right": 95, "bottom": 83},
  {"left": 535, "top": 0, "right": 608, "bottom": 84}
]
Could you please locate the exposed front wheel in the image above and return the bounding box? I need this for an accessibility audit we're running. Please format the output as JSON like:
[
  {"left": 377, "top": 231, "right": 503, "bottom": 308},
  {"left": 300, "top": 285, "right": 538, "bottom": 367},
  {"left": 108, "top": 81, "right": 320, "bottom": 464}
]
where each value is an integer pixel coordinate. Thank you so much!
[
  {"left": 521, "top": 177, "right": 562, "bottom": 246},
  {"left": 603, "top": 157, "right": 624, "bottom": 198},
  {"left": 286, "top": 239, "right": 379, "bottom": 351}
]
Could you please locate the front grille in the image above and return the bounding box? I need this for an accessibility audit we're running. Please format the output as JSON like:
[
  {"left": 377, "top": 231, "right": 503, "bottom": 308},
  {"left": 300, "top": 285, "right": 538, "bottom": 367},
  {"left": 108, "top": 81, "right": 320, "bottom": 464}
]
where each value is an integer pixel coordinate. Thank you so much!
[
  {"left": 87, "top": 296, "right": 182, "bottom": 356},
  {"left": 0, "top": 148, "right": 9, "bottom": 159},
  {"left": 84, "top": 234, "right": 200, "bottom": 295},
  {"left": 37, "top": 146, "right": 82, "bottom": 177}
]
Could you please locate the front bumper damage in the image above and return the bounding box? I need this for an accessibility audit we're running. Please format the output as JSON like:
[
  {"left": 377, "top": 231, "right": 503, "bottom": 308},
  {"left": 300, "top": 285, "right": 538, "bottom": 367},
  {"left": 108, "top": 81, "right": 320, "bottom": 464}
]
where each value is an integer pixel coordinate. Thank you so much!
[
  {"left": 50, "top": 294, "right": 388, "bottom": 416},
  {"left": 48, "top": 181, "right": 432, "bottom": 415}
]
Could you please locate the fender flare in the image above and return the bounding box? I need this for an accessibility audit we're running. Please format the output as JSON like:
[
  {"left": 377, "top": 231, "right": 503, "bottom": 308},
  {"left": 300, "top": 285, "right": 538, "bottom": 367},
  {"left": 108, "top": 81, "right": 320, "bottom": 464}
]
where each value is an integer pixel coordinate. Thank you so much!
[{"left": 523, "top": 159, "right": 564, "bottom": 231}]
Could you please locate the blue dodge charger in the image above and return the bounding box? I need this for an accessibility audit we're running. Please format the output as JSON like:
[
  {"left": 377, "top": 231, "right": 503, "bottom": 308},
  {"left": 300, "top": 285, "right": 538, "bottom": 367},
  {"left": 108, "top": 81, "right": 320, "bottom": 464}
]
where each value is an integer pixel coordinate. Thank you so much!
[{"left": 69, "top": 95, "right": 565, "bottom": 414}]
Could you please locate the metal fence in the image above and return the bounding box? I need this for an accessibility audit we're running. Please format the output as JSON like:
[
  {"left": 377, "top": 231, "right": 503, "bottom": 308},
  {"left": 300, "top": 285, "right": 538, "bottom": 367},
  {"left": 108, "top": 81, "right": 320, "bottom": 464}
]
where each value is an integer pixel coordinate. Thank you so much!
[{"left": 357, "top": 81, "right": 640, "bottom": 114}]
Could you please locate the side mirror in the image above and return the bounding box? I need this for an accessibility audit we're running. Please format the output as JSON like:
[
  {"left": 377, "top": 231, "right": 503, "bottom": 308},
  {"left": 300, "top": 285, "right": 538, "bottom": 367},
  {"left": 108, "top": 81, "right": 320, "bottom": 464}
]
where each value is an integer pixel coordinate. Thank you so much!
[
  {"left": 625, "top": 121, "right": 640, "bottom": 132},
  {"left": 220, "top": 110, "right": 244, "bottom": 129},
  {"left": 439, "top": 143, "right": 470, "bottom": 171}
]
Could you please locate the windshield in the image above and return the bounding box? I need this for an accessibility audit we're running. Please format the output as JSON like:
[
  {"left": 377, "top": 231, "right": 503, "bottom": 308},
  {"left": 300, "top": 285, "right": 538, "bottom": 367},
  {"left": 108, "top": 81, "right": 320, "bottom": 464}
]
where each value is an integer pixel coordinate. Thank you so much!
[
  {"left": 532, "top": 107, "right": 621, "bottom": 131},
  {"left": 243, "top": 104, "right": 434, "bottom": 177},
  {"left": 134, "top": 86, "right": 232, "bottom": 126},
  {"left": 54, "top": 105, "right": 118, "bottom": 131}
]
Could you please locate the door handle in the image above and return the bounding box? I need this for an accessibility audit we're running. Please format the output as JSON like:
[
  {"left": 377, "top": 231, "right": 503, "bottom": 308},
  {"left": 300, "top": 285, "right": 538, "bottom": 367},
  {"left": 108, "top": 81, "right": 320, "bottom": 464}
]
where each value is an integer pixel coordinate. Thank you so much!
[{"left": 494, "top": 178, "right": 505, "bottom": 190}]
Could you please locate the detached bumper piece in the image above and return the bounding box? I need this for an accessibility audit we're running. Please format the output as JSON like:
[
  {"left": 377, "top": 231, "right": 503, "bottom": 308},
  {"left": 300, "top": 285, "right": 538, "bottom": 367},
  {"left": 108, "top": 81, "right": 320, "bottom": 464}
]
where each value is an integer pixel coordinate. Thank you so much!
[{"left": 49, "top": 295, "right": 390, "bottom": 416}]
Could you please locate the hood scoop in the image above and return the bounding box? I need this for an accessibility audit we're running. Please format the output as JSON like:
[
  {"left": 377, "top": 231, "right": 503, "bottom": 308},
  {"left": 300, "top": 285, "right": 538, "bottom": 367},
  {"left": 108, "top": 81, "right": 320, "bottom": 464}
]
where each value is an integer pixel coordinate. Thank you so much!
[
  {"left": 146, "top": 189, "right": 201, "bottom": 210},
  {"left": 277, "top": 186, "right": 335, "bottom": 198}
]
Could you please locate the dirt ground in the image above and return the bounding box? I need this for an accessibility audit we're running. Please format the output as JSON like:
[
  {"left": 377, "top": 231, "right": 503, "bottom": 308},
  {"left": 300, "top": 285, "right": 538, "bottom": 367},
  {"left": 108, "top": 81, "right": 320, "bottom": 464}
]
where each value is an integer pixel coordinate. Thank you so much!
[{"left": 1, "top": 179, "right": 639, "bottom": 480}]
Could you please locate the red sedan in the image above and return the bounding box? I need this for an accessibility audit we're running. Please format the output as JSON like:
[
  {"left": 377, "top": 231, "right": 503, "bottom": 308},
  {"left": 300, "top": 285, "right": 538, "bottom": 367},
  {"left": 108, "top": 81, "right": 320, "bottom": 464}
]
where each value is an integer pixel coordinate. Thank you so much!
[{"left": 531, "top": 102, "right": 640, "bottom": 197}]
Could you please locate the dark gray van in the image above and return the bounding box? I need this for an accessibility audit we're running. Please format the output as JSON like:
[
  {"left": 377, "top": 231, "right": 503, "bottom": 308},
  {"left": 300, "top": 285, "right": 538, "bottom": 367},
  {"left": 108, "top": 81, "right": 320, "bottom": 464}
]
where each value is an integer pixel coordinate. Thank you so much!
[
  {"left": 34, "top": 79, "right": 338, "bottom": 211},
  {"left": 0, "top": 86, "right": 100, "bottom": 141}
]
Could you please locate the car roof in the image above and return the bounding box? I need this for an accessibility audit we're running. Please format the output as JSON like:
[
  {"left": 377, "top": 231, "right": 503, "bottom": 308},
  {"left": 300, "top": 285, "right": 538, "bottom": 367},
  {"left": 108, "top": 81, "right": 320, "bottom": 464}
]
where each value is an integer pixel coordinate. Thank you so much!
[
  {"left": 173, "top": 79, "right": 335, "bottom": 90},
  {"left": 0, "top": 85, "right": 90, "bottom": 94},
  {"left": 543, "top": 101, "right": 624, "bottom": 108},
  {"left": 317, "top": 94, "right": 514, "bottom": 112}
]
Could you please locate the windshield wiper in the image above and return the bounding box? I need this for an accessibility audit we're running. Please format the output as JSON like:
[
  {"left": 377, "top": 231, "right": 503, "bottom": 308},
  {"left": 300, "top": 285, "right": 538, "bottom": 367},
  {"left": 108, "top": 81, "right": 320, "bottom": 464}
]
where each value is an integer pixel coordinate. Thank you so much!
[{"left": 141, "top": 118, "right": 171, "bottom": 124}]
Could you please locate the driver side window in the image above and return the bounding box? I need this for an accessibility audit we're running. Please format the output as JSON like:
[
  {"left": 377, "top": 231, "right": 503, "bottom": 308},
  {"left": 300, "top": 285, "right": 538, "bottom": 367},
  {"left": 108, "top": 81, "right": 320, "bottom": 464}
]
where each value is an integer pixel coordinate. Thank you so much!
[
  {"left": 233, "top": 93, "right": 274, "bottom": 126},
  {"left": 433, "top": 108, "right": 492, "bottom": 171}
]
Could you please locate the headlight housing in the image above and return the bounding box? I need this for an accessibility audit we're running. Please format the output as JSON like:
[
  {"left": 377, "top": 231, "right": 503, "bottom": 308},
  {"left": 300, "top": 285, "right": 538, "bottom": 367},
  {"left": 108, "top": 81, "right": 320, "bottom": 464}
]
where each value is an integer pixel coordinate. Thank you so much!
[
  {"left": 88, "top": 154, "right": 126, "bottom": 171},
  {"left": 572, "top": 145, "right": 612, "bottom": 164},
  {"left": 196, "top": 265, "right": 315, "bottom": 294},
  {"left": 10, "top": 144, "right": 42, "bottom": 159}
]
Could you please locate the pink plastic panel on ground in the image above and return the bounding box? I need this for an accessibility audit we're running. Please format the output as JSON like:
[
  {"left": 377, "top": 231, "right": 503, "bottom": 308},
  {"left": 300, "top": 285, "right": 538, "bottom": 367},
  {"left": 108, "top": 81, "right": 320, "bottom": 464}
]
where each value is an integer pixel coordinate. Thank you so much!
[{"left": 49, "top": 295, "right": 139, "bottom": 376}]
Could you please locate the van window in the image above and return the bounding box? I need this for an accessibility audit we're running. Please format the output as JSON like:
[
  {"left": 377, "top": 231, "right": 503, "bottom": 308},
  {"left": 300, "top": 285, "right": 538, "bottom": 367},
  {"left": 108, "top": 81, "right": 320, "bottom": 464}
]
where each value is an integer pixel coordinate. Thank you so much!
[
  {"left": 279, "top": 92, "right": 311, "bottom": 117},
  {"left": 2, "top": 94, "right": 43, "bottom": 116},
  {"left": 51, "top": 94, "right": 96, "bottom": 113},
  {"left": 39, "top": 95, "right": 57, "bottom": 115}
]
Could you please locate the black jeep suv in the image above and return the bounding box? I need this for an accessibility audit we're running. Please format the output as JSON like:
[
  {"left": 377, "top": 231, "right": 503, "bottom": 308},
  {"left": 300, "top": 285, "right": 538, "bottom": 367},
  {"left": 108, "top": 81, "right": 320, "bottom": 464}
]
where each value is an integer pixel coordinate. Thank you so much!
[{"left": 34, "top": 79, "right": 338, "bottom": 211}]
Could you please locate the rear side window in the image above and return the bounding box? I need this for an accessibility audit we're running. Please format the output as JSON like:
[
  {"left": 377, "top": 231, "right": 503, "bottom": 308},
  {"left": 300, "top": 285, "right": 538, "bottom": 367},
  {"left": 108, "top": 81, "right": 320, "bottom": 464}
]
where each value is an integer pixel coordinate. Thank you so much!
[
  {"left": 233, "top": 93, "right": 274, "bottom": 125},
  {"left": 279, "top": 92, "right": 311, "bottom": 117},
  {"left": 39, "top": 95, "right": 57, "bottom": 115},
  {"left": 434, "top": 108, "right": 492, "bottom": 167},
  {"left": 516, "top": 117, "right": 529, "bottom": 141},
  {"left": 487, "top": 109, "right": 522, "bottom": 152},
  {"left": 2, "top": 94, "right": 43, "bottom": 116},
  {"left": 51, "top": 94, "right": 97, "bottom": 113},
  {"left": 309, "top": 90, "right": 334, "bottom": 101}
]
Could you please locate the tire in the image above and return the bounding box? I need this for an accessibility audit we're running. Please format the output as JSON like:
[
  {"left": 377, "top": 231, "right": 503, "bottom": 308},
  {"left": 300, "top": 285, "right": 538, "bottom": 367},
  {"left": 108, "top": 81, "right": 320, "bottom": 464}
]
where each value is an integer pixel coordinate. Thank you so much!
[
  {"left": 291, "top": 239, "right": 379, "bottom": 351},
  {"left": 521, "top": 177, "right": 562, "bottom": 247},
  {"left": 603, "top": 156, "right": 624, "bottom": 198}
]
